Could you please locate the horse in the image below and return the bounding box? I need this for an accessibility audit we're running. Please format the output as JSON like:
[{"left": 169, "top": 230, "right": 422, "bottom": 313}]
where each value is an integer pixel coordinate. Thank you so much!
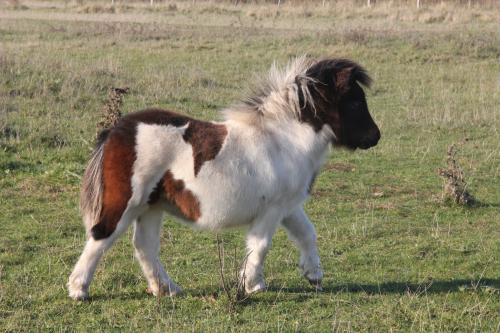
[{"left": 68, "top": 56, "right": 381, "bottom": 300}]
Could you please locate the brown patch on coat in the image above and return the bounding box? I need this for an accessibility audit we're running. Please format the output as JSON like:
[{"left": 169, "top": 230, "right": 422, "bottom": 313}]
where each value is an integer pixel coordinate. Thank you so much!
[
  {"left": 123, "top": 108, "right": 227, "bottom": 176},
  {"left": 91, "top": 109, "right": 191, "bottom": 240},
  {"left": 121, "top": 108, "right": 191, "bottom": 128},
  {"left": 163, "top": 171, "right": 201, "bottom": 221},
  {"left": 149, "top": 170, "right": 201, "bottom": 221},
  {"left": 90, "top": 108, "right": 221, "bottom": 239},
  {"left": 183, "top": 122, "right": 227, "bottom": 176},
  {"left": 91, "top": 130, "right": 136, "bottom": 240}
]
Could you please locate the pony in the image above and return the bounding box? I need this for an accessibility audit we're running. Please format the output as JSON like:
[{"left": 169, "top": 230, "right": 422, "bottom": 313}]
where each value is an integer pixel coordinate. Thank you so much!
[{"left": 68, "top": 56, "right": 381, "bottom": 300}]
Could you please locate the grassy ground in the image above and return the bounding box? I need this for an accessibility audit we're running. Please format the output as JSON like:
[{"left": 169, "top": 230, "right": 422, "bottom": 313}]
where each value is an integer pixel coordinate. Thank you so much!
[{"left": 1, "top": 1, "right": 499, "bottom": 332}]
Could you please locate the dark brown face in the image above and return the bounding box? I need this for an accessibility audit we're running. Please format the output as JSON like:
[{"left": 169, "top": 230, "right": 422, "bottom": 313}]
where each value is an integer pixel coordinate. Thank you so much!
[
  {"left": 335, "top": 83, "right": 380, "bottom": 150},
  {"left": 300, "top": 58, "right": 381, "bottom": 150}
]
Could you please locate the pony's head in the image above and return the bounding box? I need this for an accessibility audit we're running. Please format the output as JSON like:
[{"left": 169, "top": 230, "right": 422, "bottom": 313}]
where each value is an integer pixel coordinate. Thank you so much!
[{"left": 299, "top": 59, "right": 381, "bottom": 150}]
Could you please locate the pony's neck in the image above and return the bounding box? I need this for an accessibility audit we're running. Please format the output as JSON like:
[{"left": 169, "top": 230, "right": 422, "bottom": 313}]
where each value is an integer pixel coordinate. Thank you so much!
[{"left": 261, "top": 117, "right": 334, "bottom": 169}]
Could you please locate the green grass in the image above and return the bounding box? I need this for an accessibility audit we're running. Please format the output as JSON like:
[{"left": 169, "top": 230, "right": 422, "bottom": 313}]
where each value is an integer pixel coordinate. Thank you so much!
[{"left": 1, "top": 2, "right": 499, "bottom": 332}]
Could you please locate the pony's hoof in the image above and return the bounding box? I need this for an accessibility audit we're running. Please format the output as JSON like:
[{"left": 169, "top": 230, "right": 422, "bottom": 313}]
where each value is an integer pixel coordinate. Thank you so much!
[
  {"left": 308, "top": 279, "right": 323, "bottom": 292},
  {"left": 245, "top": 280, "right": 266, "bottom": 294},
  {"left": 302, "top": 264, "right": 323, "bottom": 291},
  {"left": 68, "top": 279, "right": 89, "bottom": 301},
  {"left": 147, "top": 283, "right": 183, "bottom": 297},
  {"left": 163, "top": 283, "right": 183, "bottom": 296},
  {"left": 68, "top": 288, "right": 89, "bottom": 301}
]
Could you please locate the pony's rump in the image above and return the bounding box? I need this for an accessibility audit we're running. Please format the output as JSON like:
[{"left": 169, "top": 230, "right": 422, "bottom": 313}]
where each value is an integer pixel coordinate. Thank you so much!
[{"left": 81, "top": 109, "right": 228, "bottom": 240}]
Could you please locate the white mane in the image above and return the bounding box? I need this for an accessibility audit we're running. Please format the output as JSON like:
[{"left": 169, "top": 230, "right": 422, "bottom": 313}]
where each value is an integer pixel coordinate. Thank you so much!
[{"left": 222, "top": 56, "right": 318, "bottom": 125}]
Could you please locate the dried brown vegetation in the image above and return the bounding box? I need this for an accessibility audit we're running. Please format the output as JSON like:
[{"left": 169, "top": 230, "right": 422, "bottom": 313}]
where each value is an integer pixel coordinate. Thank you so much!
[
  {"left": 438, "top": 144, "right": 476, "bottom": 207},
  {"left": 216, "top": 234, "right": 249, "bottom": 311},
  {"left": 97, "top": 87, "right": 129, "bottom": 135}
]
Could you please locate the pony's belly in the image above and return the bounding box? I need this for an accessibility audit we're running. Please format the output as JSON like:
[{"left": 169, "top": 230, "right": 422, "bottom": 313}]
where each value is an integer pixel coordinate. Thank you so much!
[
  {"left": 191, "top": 188, "right": 306, "bottom": 231},
  {"left": 155, "top": 191, "right": 258, "bottom": 230},
  {"left": 158, "top": 156, "right": 313, "bottom": 230},
  {"left": 196, "top": 194, "right": 261, "bottom": 229}
]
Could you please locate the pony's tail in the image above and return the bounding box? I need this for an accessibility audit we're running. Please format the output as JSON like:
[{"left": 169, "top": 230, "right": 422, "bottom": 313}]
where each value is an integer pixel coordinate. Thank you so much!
[{"left": 79, "top": 130, "right": 109, "bottom": 237}]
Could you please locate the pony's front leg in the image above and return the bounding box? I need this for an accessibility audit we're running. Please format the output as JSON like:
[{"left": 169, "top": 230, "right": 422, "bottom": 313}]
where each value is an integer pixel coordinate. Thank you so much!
[
  {"left": 241, "top": 211, "right": 281, "bottom": 294},
  {"left": 133, "top": 207, "right": 182, "bottom": 297},
  {"left": 281, "top": 207, "right": 323, "bottom": 290}
]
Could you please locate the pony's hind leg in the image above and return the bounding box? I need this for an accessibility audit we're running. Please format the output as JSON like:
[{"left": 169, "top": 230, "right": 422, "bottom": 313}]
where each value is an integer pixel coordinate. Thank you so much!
[
  {"left": 68, "top": 237, "right": 113, "bottom": 300},
  {"left": 133, "top": 206, "right": 182, "bottom": 297},
  {"left": 68, "top": 209, "right": 137, "bottom": 300},
  {"left": 281, "top": 207, "right": 323, "bottom": 290}
]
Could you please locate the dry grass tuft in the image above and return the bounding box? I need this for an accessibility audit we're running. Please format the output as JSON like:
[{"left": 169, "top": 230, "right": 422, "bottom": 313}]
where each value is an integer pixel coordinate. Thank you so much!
[
  {"left": 438, "top": 144, "right": 476, "bottom": 207},
  {"left": 97, "top": 87, "right": 129, "bottom": 135},
  {"left": 216, "top": 235, "right": 249, "bottom": 311}
]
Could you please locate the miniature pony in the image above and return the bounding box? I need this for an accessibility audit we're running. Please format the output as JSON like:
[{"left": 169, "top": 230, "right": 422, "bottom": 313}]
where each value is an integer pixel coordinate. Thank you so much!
[{"left": 68, "top": 57, "right": 380, "bottom": 300}]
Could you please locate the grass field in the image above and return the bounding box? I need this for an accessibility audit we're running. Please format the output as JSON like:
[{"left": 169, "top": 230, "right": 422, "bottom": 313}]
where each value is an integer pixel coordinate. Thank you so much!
[{"left": 1, "top": 1, "right": 499, "bottom": 331}]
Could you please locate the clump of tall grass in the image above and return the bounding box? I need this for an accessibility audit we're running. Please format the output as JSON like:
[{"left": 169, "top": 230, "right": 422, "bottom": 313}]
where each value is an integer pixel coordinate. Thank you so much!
[
  {"left": 215, "top": 235, "right": 249, "bottom": 311},
  {"left": 438, "top": 144, "right": 476, "bottom": 206},
  {"left": 97, "top": 87, "right": 129, "bottom": 135}
]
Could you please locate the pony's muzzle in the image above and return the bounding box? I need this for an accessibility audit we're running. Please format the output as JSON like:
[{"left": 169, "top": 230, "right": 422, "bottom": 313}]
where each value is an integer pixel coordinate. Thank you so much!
[{"left": 358, "top": 128, "right": 381, "bottom": 149}]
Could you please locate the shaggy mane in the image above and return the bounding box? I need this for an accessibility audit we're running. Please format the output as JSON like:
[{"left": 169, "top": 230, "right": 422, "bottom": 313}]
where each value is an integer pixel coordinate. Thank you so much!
[
  {"left": 222, "top": 56, "right": 315, "bottom": 125},
  {"left": 222, "top": 56, "right": 371, "bottom": 125}
]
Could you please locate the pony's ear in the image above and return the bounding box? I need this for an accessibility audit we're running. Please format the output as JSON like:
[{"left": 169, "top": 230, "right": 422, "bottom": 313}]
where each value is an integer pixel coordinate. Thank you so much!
[
  {"left": 335, "top": 64, "right": 372, "bottom": 94},
  {"left": 334, "top": 66, "right": 356, "bottom": 94},
  {"left": 305, "top": 59, "right": 372, "bottom": 97}
]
